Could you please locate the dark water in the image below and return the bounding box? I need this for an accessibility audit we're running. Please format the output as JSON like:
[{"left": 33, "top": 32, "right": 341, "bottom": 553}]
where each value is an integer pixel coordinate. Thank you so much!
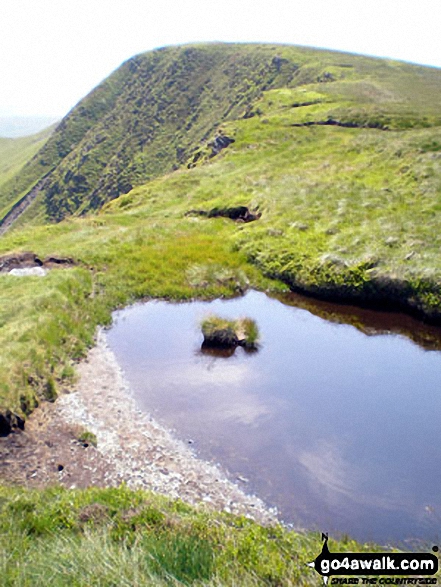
[{"left": 106, "top": 290, "right": 441, "bottom": 545}]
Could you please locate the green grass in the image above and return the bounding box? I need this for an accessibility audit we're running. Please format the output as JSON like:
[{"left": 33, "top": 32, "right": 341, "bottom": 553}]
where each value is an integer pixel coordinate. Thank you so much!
[
  {"left": 0, "top": 484, "right": 418, "bottom": 586},
  {"left": 75, "top": 427, "right": 98, "bottom": 447},
  {"left": 1, "top": 44, "right": 304, "bottom": 224},
  {"left": 104, "top": 102, "right": 441, "bottom": 318},
  {"left": 241, "top": 317, "right": 260, "bottom": 345},
  {"left": 201, "top": 315, "right": 239, "bottom": 346}
]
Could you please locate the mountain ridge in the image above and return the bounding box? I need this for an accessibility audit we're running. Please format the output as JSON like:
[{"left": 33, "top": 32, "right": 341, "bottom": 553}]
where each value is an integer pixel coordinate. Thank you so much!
[{"left": 2, "top": 42, "right": 441, "bottom": 230}]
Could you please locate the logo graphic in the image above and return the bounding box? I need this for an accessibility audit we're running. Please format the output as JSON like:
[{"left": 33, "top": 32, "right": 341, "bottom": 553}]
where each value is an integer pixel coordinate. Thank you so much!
[{"left": 307, "top": 533, "right": 439, "bottom": 585}]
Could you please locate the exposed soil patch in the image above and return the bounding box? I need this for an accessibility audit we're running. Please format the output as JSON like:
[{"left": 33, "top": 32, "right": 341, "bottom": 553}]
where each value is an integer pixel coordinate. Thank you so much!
[
  {"left": 291, "top": 101, "right": 322, "bottom": 108},
  {"left": 0, "top": 251, "right": 75, "bottom": 273},
  {"left": 291, "top": 118, "right": 390, "bottom": 130},
  {"left": 278, "top": 270, "right": 441, "bottom": 325},
  {"left": 187, "top": 206, "right": 261, "bottom": 223},
  {"left": 0, "top": 330, "right": 276, "bottom": 524}
]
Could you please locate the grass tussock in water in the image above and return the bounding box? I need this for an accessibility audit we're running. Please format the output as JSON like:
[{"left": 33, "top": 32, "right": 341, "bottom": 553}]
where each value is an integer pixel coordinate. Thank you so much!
[
  {"left": 0, "top": 485, "right": 402, "bottom": 586},
  {"left": 241, "top": 317, "right": 260, "bottom": 346},
  {"left": 202, "top": 315, "right": 260, "bottom": 348}
]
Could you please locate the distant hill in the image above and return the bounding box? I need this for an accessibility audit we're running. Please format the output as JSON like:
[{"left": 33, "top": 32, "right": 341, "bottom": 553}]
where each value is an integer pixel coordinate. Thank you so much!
[
  {"left": 2, "top": 43, "right": 441, "bottom": 226},
  {"left": 0, "top": 126, "right": 54, "bottom": 219},
  {"left": 0, "top": 116, "right": 59, "bottom": 138}
]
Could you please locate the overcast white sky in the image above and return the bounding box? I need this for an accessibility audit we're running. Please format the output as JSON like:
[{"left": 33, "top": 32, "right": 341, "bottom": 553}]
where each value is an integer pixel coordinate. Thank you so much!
[{"left": 1, "top": 0, "right": 440, "bottom": 118}]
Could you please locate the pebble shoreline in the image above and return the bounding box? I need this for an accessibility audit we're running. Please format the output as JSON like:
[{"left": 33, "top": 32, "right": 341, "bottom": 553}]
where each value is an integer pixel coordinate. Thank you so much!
[{"left": 54, "top": 329, "right": 277, "bottom": 524}]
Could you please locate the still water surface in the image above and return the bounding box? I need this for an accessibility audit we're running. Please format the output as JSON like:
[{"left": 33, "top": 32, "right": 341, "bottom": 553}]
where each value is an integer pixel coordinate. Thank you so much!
[{"left": 106, "top": 290, "right": 441, "bottom": 544}]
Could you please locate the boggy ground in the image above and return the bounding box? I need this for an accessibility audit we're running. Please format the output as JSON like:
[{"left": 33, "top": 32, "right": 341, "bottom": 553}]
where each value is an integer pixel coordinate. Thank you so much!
[{"left": 0, "top": 329, "right": 275, "bottom": 525}]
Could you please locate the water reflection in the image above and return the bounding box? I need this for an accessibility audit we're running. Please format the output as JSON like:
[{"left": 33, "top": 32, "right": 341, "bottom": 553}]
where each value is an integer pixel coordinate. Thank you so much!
[
  {"left": 276, "top": 292, "right": 441, "bottom": 351},
  {"left": 106, "top": 290, "right": 441, "bottom": 544},
  {"left": 199, "top": 344, "right": 236, "bottom": 358},
  {"left": 199, "top": 343, "right": 259, "bottom": 357}
]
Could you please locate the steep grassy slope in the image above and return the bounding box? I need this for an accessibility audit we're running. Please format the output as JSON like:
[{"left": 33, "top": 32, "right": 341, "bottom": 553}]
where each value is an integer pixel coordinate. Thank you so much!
[{"left": 0, "top": 44, "right": 297, "bottom": 224}]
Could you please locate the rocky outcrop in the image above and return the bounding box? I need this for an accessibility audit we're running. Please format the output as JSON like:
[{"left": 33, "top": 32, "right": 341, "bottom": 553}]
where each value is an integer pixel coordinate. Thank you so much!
[
  {"left": 208, "top": 134, "right": 235, "bottom": 157},
  {"left": 187, "top": 133, "right": 236, "bottom": 168}
]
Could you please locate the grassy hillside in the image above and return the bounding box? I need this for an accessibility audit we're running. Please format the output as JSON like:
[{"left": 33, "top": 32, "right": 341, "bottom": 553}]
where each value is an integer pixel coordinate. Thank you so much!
[
  {"left": 0, "top": 44, "right": 297, "bottom": 224},
  {"left": 0, "top": 126, "right": 53, "bottom": 218},
  {"left": 3, "top": 43, "right": 441, "bottom": 227},
  {"left": 105, "top": 81, "right": 441, "bottom": 319}
]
